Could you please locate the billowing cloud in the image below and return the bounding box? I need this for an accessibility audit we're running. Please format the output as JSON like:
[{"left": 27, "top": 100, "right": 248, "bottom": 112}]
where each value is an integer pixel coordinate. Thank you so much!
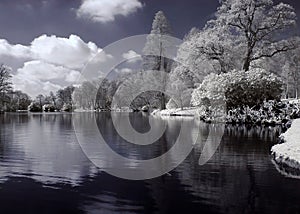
[
  {"left": 0, "top": 34, "right": 106, "bottom": 69},
  {"left": 122, "top": 50, "right": 142, "bottom": 63},
  {"left": 30, "top": 34, "right": 103, "bottom": 69},
  {"left": 12, "top": 60, "right": 82, "bottom": 97},
  {"left": 76, "top": 0, "right": 143, "bottom": 23},
  {"left": 12, "top": 75, "right": 62, "bottom": 98},
  {"left": 0, "top": 39, "right": 31, "bottom": 59},
  {"left": 15, "top": 60, "right": 81, "bottom": 82},
  {"left": 0, "top": 34, "right": 113, "bottom": 97}
]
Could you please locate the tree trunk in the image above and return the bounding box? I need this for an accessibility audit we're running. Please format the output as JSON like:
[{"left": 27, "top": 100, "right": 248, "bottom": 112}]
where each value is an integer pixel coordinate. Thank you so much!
[
  {"left": 243, "top": 42, "right": 253, "bottom": 71},
  {"left": 161, "top": 93, "right": 166, "bottom": 110},
  {"left": 243, "top": 59, "right": 251, "bottom": 71},
  {"left": 159, "top": 41, "right": 167, "bottom": 110}
]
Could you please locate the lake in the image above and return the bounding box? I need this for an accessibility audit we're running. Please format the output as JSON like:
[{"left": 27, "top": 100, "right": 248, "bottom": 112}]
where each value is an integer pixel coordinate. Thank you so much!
[{"left": 0, "top": 112, "right": 300, "bottom": 214}]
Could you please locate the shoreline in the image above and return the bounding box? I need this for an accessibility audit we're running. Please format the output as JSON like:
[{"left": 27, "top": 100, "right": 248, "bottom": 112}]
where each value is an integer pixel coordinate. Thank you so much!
[
  {"left": 151, "top": 104, "right": 297, "bottom": 126},
  {"left": 271, "top": 119, "right": 300, "bottom": 171}
]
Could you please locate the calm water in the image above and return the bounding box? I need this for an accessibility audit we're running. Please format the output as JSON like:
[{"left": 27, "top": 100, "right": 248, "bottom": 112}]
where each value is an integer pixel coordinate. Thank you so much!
[{"left": 0, "top": 112, "right": 300, "bottom": 214}]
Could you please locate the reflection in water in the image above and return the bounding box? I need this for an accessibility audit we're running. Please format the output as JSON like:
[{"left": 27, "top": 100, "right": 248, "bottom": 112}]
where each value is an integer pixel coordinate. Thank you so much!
[
  {"left": 0, "top": 113, "right": 300, "bottom": 213},
  {"left": 224, "top": 124, "right": 283, "bottom": 143},
  {"left": 0, "top": 113, "right": 98, "bottom": 186},
  {"left": 75, "top": 112, "right": 200, "bottom": 179},
  {"left": 271, "top": 159, "right": 300, "bottom": 179}
]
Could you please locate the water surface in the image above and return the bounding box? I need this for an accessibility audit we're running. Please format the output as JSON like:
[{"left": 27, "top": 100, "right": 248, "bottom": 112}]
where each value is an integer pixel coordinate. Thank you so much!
[{"left": 0, "top": 112, "right": 300, "bottom": 214}]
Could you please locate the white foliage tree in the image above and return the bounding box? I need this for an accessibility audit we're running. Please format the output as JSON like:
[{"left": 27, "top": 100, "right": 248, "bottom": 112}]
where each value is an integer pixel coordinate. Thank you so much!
[
  {"left": 166, "top": 75, "right": 193, "bottom": 110},
  {"left": 281, "top": 49, "right": 300, "bottom": 99},
  {"left": 73, "top": 81, "right": 97, "bottom": 110},
  {"left": 216, "top": 0, "right": 297, "bottom": 71}
]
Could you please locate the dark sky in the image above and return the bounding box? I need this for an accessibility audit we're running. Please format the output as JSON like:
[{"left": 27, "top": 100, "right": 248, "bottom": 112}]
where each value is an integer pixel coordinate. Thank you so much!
[{"left": 0, "top": 0, "right": 298, "bottom": 47}]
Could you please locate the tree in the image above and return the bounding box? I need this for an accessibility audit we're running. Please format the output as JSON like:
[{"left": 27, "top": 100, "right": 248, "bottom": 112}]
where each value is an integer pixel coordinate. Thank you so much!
[
  {"left": 49, "top": 91, "right": 57, "bottom": 107},
  {"left": 166, "top": 68, "right": 193, "bottom": 109},
  {"left": 8, "top": 91, "right": 31, "bottom": 111},
  {"left": 0, "top": 64, "right": 12, "bottom": 110},
  {"left": 281, "top": 47, "right": 300, "bottom": 99},
  {"left": 167, "top": 80, "right": 193, "bottom": 110},
  {"left": 35, "top": 94, "right": 45, "bottom": 109},
  {"left": 56, "top": 86, "right": 74, "bottom": 105},
  {"left": 73, "top": 81, "right": 97, "bottom": 110},
  {"left": 215, "top": 0, "right": 297, "bottom": 71},
  {"left": 143, "top": 11, "right": 173, "bottom": 109},
  {"left": 95, "top": 78, "right": 111, "bottom": 109},
  {"left": 0, "top": 64, "right": 12, "bottom": 94},
  {"left": 112, "top": 71, "right": 161, "bottom": 110},
  {"left": 189, "top": 25, "right": 242, "bottom": 74}
]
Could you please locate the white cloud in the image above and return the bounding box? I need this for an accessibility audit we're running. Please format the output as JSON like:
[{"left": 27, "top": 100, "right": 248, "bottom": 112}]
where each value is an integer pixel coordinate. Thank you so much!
[
  {"left": 0, "top": 34, "right": 113, "bottom": 97},
  {"left": 13, "top": 75, "right": 61, "bottom": 98},
  {"left": 0, "top": 39, "right": 31, "bottom": 59},
  {"left": 30, "top": 34, "right": 103, "bottom": 69},
  {"left": 122, "top": 50, "right": 142, "bottom": 63},
  {"left": 65, "top": 70, "right": 82, "bottom": 83},
  {"left": 76, "top": 0, "right": 143, "bottom": 23},
  {"left": 0, "top": 34, "right": 111, "bottom": 69},
  {"left": 12, "top": 60, "right": 82, "bottom": 97},
  {"left": 15, "top": 60, "right": 81, "bottom": 82}
]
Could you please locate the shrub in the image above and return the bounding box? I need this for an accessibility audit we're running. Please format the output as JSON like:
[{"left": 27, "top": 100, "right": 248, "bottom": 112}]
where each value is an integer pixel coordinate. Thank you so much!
[
  {"left": 43, "top": 104, "right": 56, "bottom": 112},
  {"left": 28, "top": 102, "right": 42, "bottom": 112},
  {"left": 191, "top": 68, "right": 284, "bottom": 110},
  {"left": 62, "top": 103, "right": 73, "bottom": 112}
]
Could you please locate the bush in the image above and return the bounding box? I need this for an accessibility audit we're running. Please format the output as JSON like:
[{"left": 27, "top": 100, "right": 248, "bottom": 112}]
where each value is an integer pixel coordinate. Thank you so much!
[
  {"left": 62, "top": 103, "right": 73, "bottom": 112},
  {"left": 43, "top": 104, "right": 56, "bottom": 112},
  {"left": 191, "top": 68, "right": 284, "bottom": 110},
  {"left": 28, "top": 102, "right": 42, "bottom": 112},
  {"left": 225, "top": 70, "right": 283, "bottom": 109}
]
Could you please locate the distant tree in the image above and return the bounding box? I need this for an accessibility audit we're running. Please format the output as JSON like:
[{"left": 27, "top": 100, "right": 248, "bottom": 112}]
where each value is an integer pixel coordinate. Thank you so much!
[
  {"left": 143, "top": 11, "right": 173, "bottom": 109},
  {"left": 8, "top": 91, "right": 31, "bottom": 111},
  {"left": 280, "top": 47, "right": 300, "bottom": 99},
  {"left": 0, "top": 64, "right": 12, "bottom": 110},
  {"left": 73, "top": 81, "right": 97, "bottom": 110},
  {"left": 28, "top": 102, "right": 42, "bottom": 112},
  {"left": 106, "top": 80, "right": 118, "bottom": 108},
  {"left": 56, "top": 86, "right": 74, "bottom": 105},
  {"left": 166, "top": 70, "right": 193, "bottom": 109},
  {"left": 143, "top": 11, "right": 172, "bottom": 71},
  {"left": 49, "top": 91, "right": 57, "bottom": 107},
  {"left": 54, "top": 86, "right": 75, "bottom": 111},
  {"left": 0, "top": 64, "right": 12, "bottom": 94},
  {"left": 112, "top": 71, "right": 163, "bottom": 110},
  {"left": 35, "top": 94, "right": 45, "bottom": 109},
  {"left": 95, "top": 78, "right": 110, "bottom": 109}
]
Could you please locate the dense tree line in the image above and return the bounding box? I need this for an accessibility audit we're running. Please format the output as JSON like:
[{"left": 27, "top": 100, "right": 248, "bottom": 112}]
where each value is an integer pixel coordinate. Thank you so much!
[{"left": 28, "top": 86, "right": 75, "bottom": 112}]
